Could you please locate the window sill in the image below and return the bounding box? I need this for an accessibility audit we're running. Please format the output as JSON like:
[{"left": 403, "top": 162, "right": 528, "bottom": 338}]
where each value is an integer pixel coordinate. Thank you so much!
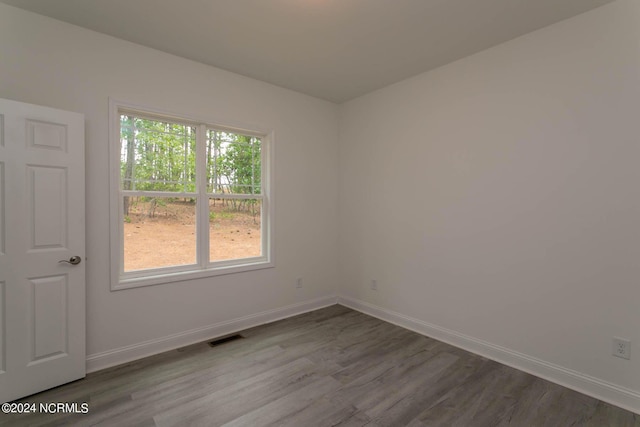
[{"left": 111, "top": 259, "right": 274, "bottom": 291}]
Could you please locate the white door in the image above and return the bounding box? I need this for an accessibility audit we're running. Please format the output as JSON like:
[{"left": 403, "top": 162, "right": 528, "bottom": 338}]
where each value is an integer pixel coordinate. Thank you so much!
[{"left": 0, "top": 98, "right": 85, "bottom": 403}]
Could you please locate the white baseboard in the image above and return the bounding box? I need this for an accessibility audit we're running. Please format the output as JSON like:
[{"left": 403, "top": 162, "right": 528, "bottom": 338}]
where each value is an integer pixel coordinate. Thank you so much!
[
  {"left": 86, "top": 295, "right": 338, "bottom": 373},
  {"left": 337, "top": 295, "right": 640, "bottom": 415}
]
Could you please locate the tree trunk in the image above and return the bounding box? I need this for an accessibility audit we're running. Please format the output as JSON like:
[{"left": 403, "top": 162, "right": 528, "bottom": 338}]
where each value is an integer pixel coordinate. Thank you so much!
[{"left": 123, "top": 115, "right": 135, "bottom": 216}]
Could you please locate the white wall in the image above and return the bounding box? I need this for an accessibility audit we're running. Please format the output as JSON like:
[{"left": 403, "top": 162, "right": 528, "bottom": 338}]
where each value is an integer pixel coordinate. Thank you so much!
[
  {"left": 0, "top": 3, "right": 339, "bottom": 364},
  {"left": 339, "top": 0, "right": 640, "bottom": 410}
]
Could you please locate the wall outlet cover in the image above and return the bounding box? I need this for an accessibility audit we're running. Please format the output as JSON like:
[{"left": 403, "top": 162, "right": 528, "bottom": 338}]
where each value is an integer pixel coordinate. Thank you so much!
[{"left": 612, "top": 337, "right": 631, "bottom": 360}]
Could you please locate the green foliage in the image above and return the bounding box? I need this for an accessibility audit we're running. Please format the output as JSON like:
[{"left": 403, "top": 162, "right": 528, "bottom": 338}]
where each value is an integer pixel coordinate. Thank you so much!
[
  {"left": 120, "top": 115, "right": 197, "bottom": 193},
  {"left": 218, "top": 135, "right": 261, "bottom": 195},
  {"left": 209, "top": 210, "right": 235, "bottom": 221},
  {"left": 121, "top": 116, "right": 261, "bottom": 206},
  {"left": 206, "top": 131, "right": 261, "bottom": 198}
]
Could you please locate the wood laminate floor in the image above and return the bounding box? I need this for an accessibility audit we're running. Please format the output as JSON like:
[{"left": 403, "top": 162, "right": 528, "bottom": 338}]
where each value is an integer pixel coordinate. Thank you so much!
[{"left": 1, "top": 305, "right": 638, "bottom": 427}]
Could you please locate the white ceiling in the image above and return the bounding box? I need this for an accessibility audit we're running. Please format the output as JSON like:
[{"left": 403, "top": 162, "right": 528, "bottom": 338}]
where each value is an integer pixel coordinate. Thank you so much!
[{"left": 1, "top": 0, "right": 615, "bottom": 103}]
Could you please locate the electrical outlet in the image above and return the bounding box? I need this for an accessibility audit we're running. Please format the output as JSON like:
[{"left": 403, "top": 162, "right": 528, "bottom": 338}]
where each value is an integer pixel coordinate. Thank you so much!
[
  {"left": 296, "top": 278, "right": 303, "bottom": 289},
  {"left": 370, "top": 279, "right": 378, "bottom": 291},
  {"left": 612, "top": 337, "right": 631, "bottom": 360}
]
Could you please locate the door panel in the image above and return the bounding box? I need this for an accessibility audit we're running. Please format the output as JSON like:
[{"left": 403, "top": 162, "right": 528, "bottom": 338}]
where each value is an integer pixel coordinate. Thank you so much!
[
  {"left": 28, "top": 166, "right": 68, "bottom": 250},
  {"left": 29, "top": 275, "right": 68, "bottom": 363},
  {"left": 0, "top": 281, "right": 4, "bottom": 373},
  {"left": 0, "top": 160, "right": 4, "bottom": 255},
  {"left": 0, "top": 98, "right": 85, "bottom": 403},
  {"left": 0, "top": 115, "right": 6, "bottom": 378},
  {"left": 26, "top": 120, "right": 68, "bottom": 152}
]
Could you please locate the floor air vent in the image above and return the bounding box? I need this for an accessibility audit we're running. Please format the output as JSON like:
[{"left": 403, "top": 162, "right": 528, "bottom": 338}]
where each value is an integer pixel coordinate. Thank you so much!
[{"left": 208, "top": 334, "right": 244, "bottom": 347}]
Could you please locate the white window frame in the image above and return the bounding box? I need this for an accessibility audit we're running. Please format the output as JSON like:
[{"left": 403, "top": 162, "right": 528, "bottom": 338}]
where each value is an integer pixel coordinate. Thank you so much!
[{"left": 108, "top": 99, "right": 274, "bottom": 290}]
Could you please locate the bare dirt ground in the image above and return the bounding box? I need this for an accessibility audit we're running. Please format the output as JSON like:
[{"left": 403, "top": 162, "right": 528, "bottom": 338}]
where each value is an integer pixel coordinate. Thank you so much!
[{"left": 123, "top": 198, "right": 261, "bottom": 271}]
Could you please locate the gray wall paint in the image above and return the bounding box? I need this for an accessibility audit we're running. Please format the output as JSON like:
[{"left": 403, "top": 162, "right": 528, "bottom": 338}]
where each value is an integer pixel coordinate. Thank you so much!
[
  {"left": 339, "top": 0, "right": 640, "bottom": 393},
  {"left": 0, "top": 3, "right": 340, "bottom": 357}
]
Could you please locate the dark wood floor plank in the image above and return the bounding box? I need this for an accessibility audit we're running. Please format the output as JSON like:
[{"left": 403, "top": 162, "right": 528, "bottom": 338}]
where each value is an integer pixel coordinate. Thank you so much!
[
  {"left": 219, "top": 376, "right": 342, "bottom": 427},
  {"left": 1, "top": 304, "right": 637, "bottom": 427},
  {"left": 81, "top": 348, "right": 303, "bottom": 426},
  {"left": 255, "top": 396, "right": 372, "bottom": 427},
  {"left": 365, "top": 354, "right": 492, "bottom": 426},
  {"left": 332, "top": 350, "right": 457, "bottom": 416},
  {"left": 415, "top": 362, "right": 535, "bottom": 427},
  {"left": 138, "top": 358, "right": 314, "bottom": 426},
  {"left": 583, "top": 401, "right": 640, "bottom": 427}
]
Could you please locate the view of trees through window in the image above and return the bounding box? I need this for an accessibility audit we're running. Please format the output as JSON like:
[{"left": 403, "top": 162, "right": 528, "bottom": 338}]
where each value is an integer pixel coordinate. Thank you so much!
[{"left": 120, "top": 114, "right": 263, "bottom": 272}]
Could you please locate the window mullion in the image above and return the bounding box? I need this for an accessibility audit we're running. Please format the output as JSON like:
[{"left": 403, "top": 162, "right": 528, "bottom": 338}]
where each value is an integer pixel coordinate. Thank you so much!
[
  {"left": 196, "top": 124, "right": 209, "bottom": 268},
  {"left": 112, "top": 102, "right": 272, "bottom": 291}
]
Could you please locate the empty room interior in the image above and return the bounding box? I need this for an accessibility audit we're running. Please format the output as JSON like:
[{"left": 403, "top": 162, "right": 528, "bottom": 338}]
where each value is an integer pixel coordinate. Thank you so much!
[{"left": 0, "top": 0, "right": 639, "bottom": 425}]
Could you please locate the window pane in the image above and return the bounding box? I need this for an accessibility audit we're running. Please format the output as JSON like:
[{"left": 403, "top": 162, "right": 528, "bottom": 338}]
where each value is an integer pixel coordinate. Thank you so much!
[
  {"left": 120, "top": 115, "right": 196, "bottom": 192},
  {"left": 209, "top": 198, "right": 261, "bottom": 262},
  {"left": 206, "top": 130, "right": 261, "bottom": 195},
  {"left": 123, "top": 197, "right": 197, "bottom": 271}
]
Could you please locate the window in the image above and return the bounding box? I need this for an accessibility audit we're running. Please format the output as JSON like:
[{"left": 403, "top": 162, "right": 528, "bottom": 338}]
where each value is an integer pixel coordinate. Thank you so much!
[{"left": 109, "top": 101, "right": 273, "bottom": 290}]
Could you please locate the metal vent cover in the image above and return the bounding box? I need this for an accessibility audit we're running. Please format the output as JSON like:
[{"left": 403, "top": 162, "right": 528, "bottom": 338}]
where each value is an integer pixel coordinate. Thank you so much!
[{"left": 208, "top": 334, "right": 244, "bottom": 347}]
